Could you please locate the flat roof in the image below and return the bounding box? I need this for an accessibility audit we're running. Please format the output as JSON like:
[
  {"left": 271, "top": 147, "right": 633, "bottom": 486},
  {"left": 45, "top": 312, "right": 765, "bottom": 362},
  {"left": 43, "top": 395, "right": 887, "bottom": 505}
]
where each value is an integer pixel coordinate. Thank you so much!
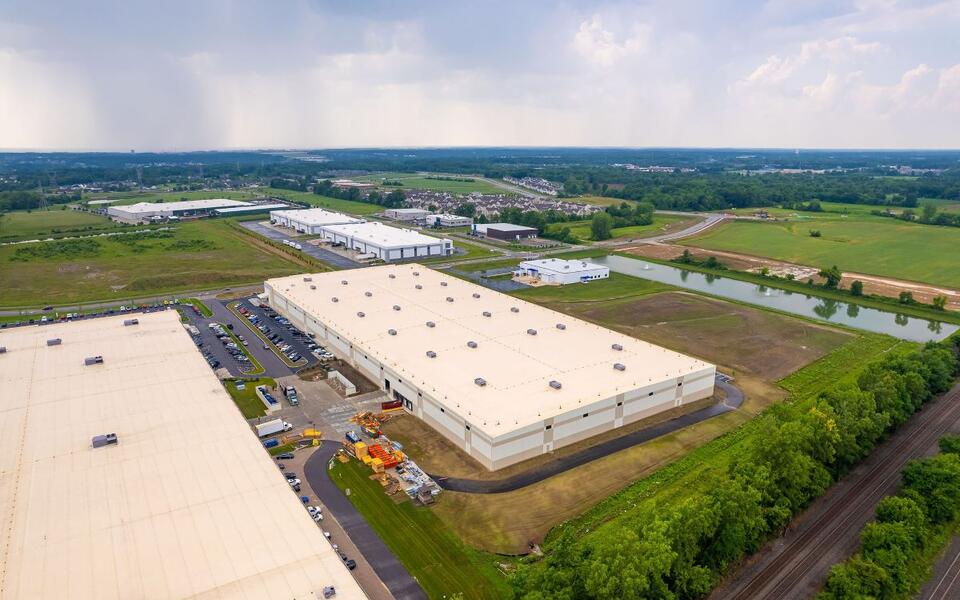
[
  {"left": 110, "top": 199, "right": 250, "bottom": 214},
  {"left": 519, "top": 258, "right": 608, "bottom": 274},
  {"left": 0, "top": 312, "right": 365, "bottom": 599},
  {"left": 267, "top": 265, "right": 713, "bottom": 438},
  {"left": 321, "top": 222, "right": 449, "bottom": 249},
  {"left": 273, "top": 208, "right": 365, "bottom": 226},
  {"left": 215, "top": 203, "right": 290, "bottom": 214},
  {"left": 483, "top": 223, "right": 537, "bottom": 231},
  {"left": 385, "top": 208, "right": 429, "bottom": 214}
]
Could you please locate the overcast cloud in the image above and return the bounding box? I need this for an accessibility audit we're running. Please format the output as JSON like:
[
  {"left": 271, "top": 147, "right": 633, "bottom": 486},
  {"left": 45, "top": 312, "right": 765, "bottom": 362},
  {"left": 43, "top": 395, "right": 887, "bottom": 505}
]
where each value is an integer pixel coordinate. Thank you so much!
[{"left": 0, "top": 0, "right": 958, "bottom": 150}]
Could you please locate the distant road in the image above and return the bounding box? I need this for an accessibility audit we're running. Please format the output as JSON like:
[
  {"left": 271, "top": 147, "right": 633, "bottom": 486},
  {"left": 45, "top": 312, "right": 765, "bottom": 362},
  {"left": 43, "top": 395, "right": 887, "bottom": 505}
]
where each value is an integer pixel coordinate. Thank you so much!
[{"left": 711, "top": 380, "right": 960, "bottom": 600}]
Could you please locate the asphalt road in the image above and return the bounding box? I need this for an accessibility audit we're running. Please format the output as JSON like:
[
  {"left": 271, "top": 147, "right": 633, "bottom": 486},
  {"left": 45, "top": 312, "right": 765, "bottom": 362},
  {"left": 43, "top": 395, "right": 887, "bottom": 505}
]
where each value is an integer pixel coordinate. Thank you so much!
[
  {"left": 239, "top": 221, "right": 364, "bottom": 269},
  {"left": 432, "top": 377, "right": 742, "bottom": 493},
  {"left": 304, "top": 442, "right": 427, "bottom": 600},
  {"left": 921, "top": 535, "right": 960, "bottom": 600},
  {"left": 711, "top": 380, "right": 960, "bottom": 600}
]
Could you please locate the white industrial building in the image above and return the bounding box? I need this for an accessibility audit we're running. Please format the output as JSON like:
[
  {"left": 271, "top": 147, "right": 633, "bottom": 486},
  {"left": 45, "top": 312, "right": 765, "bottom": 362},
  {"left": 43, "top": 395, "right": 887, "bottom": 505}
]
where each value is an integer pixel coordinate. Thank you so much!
[
  {"left": 107, "top": 198, "right": 250, "bottom": 223},
  {"left": 319, "top": 222, "right": 453, "bottom": 261},
  {"left": 0, "top": 312, "right": 365, "bottom": 599},
  {"left": 424, "top": 214, "right": 473, "bottom": 228},
  {"left": 515, "top": 258, "right": 610, "bottom": 285},
  {"left": 270, "top": 207, "right": 365, "bottom": 234},
  {"left": 265, "top": 265, "right": 715, "bottom": 470},
  {"left": 384, "top": 208, "right": 430, "bottom": 221}
]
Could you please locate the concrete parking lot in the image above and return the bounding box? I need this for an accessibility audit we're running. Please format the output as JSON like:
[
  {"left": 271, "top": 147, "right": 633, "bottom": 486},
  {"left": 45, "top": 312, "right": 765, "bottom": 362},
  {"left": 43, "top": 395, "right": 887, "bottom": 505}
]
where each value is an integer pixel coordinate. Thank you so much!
[{"left": 239, "top": 221, "right": 364, "bottom": 269}]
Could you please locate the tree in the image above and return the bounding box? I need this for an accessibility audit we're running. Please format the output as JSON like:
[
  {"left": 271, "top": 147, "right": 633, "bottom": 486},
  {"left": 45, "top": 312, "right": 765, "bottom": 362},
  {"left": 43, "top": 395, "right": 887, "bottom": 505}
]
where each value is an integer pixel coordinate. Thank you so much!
[
  {"left": 820, "top": 556, "right": 891, "bottom": 600},
  {"left": 584, "top": 521, "right": 676, "bottom": 599},
  {"left": 850, "top": 280, "right": 864, "bottom": 297},
  {"left": 922, "top": 203, "right": 937, "bottom": 223},
  {"left": 898, "top": 291, "right": 914, "bottom": 304},
  {"left": 932, "top": 295, "right": 947, "bottom": 310},
  {"left": 454, "top": 202, "right": 476, "bottom": 218},
  {"left": 901, "top": 453, "right": 960, "bottom": 524},
  {"left": 590, "top": 212, "right": 613, "bottom": 240},
  {"left": 809, "top": 229, "right": 822, "bottom": 238},
  {"left": 818, "top": 266, "right": 842, "bottom": 289},
  {"left": 940, "top": 435, "right": 960, "bottom": 456}
]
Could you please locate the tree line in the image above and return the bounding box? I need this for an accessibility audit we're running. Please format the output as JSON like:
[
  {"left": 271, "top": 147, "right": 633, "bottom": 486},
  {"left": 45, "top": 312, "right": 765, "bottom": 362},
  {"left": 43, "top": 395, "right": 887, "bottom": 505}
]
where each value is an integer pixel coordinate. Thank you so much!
[
  {"left": 511, "top": 339, "right": 959, "bottom": 599},
  {"left": 818, "top": 435, "right": 960, "bottom": 599}
]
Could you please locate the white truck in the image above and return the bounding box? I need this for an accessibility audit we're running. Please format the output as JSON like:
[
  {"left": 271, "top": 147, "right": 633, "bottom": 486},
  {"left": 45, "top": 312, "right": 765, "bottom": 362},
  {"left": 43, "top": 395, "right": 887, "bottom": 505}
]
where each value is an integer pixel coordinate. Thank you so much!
[{"left": 255, "top": 418, "right": 293, "bottom": 438}]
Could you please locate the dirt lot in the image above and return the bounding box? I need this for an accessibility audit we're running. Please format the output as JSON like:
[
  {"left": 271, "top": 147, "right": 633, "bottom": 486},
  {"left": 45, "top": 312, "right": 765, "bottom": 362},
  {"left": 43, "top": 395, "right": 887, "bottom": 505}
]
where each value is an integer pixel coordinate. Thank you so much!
[
  {"left": 622, "top": 243, "right": 960, "bottom": 309},
  {"left": 298, "top": 359, "right": 379, "bottom": 395}
]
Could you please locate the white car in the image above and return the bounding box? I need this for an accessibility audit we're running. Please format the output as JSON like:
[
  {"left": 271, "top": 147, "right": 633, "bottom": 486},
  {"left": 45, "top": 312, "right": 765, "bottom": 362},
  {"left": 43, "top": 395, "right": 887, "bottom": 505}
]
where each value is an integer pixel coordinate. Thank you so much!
[{"left": 287, "top": 478, "right": 301, "bottom": 487}]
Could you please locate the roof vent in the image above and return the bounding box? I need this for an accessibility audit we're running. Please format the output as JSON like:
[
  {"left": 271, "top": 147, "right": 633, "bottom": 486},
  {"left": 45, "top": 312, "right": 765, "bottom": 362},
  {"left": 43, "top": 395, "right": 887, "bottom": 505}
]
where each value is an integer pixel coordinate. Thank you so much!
[
  {"left": 467, "top": 341, "right": 478, "bottom": 349},
  {"left": 446, "top": 297, "right": 454, "bottom": 302},
  {"left": 549, "top": 380, "right": 562, "bottom": 390},
  {"left": 426, "top": 321, "right": 436, "bottom": 328},
  {"left": 556, "top": 323, "right": 566, "bottom": 330},
  {"left": 365, "top": 291, "right": 372, "bottom": 297},
  {"left": 393, "top": 305, "right": 401, "bottom": 311},
  {"left": 440, "top": 281, "right": 448, "bottom": 287},
  {"left": 331, "top": 297, "right": 339, "bottom": 303},
  {"left": 84, "top": 356, "right": 104, "bottom": 366},
  {"left": 612, "top": 343, "right": 623, "bottom": 351},
  {"left": 613, "top": 363, "right": 626, "bottom": 371},
  {"left": 415, "top": 284, "right": 423, "bottom": 289},
  {"left": 413, "top": 271, "right": 420, "bottom": 276},
  {"left": 303, "top": 277, "right": 312, "bottom": 282},
  {"left": 388, "top": 329, "right": 397, "bottom": 336},
  {"left": 510, "top": 307, "right": 520, "bottom": 313},
  {"left": 389, "top": 274, "right": 396, "bottom": 279},
  {"left": 91, "top": 433, "right": 117, "bottom": 448},
  {"left": 0, "top": 346, "right": 6, "bottom": 354},
  {"left": 341, "top": 280, "right": 348, "bottom": 285},
  {"left": 426, "top": 350, "right": 437, "bottom": 358},
  {"left": 472, "top": 293, "right": 480, "bottom": 299},
  {"left": 47, "top": 338, "right": 62, "bottom": 346},
  {"left": 123, "top": 318, "right": 139, "bottom": 326},
  {"left": 310, "top": 285, "right": 316, "bottom": 290},
  {"left": 482, "top": 311, "right": 492, "bottom": 317},
  {"left": 474, "top": 377, "right": 487, "bottom": 387},
  {"left": 357, "top": 312, "right": 365, "bottom": 318},
  {"left": 527, "top": 329, "right": 537, "bottom": 336}
]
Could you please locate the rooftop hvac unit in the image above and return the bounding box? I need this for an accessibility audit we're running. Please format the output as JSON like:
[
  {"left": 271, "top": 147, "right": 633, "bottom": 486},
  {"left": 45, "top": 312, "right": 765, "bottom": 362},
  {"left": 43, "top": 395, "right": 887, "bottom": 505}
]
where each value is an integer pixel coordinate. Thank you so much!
[
  {"left": 527, "top": 329, "right": 537, "bottom": 336},
  {"left": 389, "top": 274, "right": 396, "bottom": 279},
  {"left": 310, "top": 285, "right": 316, "bottom": 290},
  {"left": 482, "top": 311, "right": 492, "bottom": 317},
  {"left": 123, "top": 318, "right": 139, "bottom": 326},
  {"left": 0, "top": 347, "right": 6, "bottom": 354},
  {"left": 446, "top": 297, "right": 454, "bottom": 302},
  {"left": 303, "top": 277, "right": 312, "bottom": 282},
  {"left": 331, "top": 297, "right": 339, "bottom": 303},
  {"left": 84, "top": 356, "right": 104, "bottom": 366},
  {"left": 472, "top": 293, "right": 480, "bottom": 299},
  {"left": 549, "top": 380, "right": 562, "bottom": 390},
  {"left": 426, "top": 321, "right": 436, "bottom": 328},
  {"left": 365, "top": 291, "right": 373, "bottom": 297},
  {"left": 91, "top": 433, "right": 118, "bottom": 448},
  {"left": 357, "top": 312, "right": 365, "bottom": 318},
  {"left": 612, "top": 343, "right": 623, "bottom": 351},
  {"left": 440, "top": 281, "right": 448, "bottom": 287},
  {"left": 393, "top": 305, "right": 401, "bottom": 311},
  {"left": 47, "top": 338, "right": 62, "bottom": 346},
  {"left": 388, "top": 329, "right": 397, "bottom": 336},
  {"left": 467, "top": 341, "right": 478, "bottom": 348},
  {"left": 341, "top": 280, "right": 348, "bottom": 285},
  {"left": 413, "top": 271, "right": 420, "bottom": 276},
  {"left": 556, "top": 323, "right": 566, "bottom": 330},
  {"left": 510, "top": 307, "right": 519, "bottom": 313},
  {"left": 426, "top": 350, "right": 437, "bottom": 358},
  {"left": 613, "top": 363, "right": 626, "bottom": 371},
  {"left": 415, "top": 284, "right": 423, "bottom": 289},
  {"left": 474, "top": 377, "right": 487, "bottom": 387}
]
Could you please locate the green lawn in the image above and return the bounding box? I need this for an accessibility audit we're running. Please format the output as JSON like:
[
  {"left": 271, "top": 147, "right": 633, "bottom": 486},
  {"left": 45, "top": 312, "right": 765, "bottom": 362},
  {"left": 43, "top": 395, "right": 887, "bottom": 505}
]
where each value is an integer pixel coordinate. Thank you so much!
[
  {"left": 351, "top": 173, "right": 509, "bottom": 195},
  {"left": 0, "top": 208, "right": 126, "bottom": 243},
  {"left": 264, "top": 189, "right": 382, "bottom": 216},
  {"left": 0, "top": 219, "right": 302, "bottom": 307},
  {"left": 512, "top": 271, "right": 671, "bottom": 303},
  {"left": 548, "top": 214, "right": 688, "bottom": 242},
  {"left": 223, "top": 377, "right": 276, "bottom": 419},
  {"left": 329, "top": 458, "right": 508, "bottom": 599},
  {"left": 84, "top": 189, "right": 263, "bottom": 207},
  {"left": 416, "top": 238, "right": 501, "bottom": 264},
  {"left": 180, "top": 297, "right": 213, "bottom": 317},
  {"left": 686, "top": 215, "right": 960, "bottom": 288}
]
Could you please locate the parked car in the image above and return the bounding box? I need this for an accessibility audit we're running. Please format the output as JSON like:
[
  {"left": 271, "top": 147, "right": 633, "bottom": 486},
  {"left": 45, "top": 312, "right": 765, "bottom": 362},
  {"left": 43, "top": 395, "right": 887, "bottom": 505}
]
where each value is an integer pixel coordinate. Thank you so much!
[{"left": 275, "top": 453, "right": 295, "bottom": 460}]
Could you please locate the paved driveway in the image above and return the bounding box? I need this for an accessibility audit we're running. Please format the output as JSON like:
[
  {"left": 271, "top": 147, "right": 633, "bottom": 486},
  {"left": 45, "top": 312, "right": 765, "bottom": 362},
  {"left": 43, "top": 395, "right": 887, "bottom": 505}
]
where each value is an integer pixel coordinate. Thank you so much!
[{"left": 239, "top": 221, "right": 364, "bottom": 269}]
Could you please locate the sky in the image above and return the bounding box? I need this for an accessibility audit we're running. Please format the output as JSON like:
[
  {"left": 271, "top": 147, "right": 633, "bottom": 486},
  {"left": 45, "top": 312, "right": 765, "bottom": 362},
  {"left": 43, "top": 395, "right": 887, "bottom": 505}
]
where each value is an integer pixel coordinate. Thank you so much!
[{"left": 0, "top": 0, "right": 958, "bottom": 150}]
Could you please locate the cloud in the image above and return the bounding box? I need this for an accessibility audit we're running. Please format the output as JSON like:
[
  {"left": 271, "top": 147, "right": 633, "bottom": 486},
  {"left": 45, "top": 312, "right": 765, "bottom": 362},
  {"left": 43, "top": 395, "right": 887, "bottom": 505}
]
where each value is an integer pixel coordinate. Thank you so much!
[{"left": 572, "top": 15, "right": 651, "bottom": 68}]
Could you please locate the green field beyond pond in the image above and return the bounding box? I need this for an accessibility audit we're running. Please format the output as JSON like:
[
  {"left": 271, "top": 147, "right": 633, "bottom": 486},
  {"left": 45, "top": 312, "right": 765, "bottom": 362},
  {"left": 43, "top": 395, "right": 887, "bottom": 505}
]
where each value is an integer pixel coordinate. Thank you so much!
[{"left": 687, "top": 209, "right": 960, "bottom": 288}]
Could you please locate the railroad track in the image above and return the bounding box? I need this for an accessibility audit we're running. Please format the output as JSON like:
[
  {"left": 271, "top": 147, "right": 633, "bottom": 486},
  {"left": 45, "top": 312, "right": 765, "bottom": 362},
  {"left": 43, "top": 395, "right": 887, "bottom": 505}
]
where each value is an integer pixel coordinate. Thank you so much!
[{"left": 716, "top": 382, "right": 960, "bottom": 600}]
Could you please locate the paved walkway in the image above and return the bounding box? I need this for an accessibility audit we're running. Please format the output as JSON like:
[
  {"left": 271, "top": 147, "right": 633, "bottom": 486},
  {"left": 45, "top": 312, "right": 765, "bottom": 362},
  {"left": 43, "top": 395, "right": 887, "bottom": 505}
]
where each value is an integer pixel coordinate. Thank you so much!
[
  {"left": 430, "top": 377, "right": 742, "bottom": 493},
  {"left": 304, "top": 443, "right": 427, "bottom": 600}
]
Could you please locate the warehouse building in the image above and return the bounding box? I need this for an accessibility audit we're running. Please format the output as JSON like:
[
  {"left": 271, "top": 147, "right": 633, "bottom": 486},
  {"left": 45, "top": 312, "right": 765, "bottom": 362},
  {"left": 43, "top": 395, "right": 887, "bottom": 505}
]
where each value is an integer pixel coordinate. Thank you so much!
[
  {"left": 319, "top": 222, "right": 453, "bottom": 261},
  {"left": 265, "top": 266, "right": 715, "bottom": 470},
  {"left": 270, "top": 207, "right": 365, "bottom": 234},
  {"left": 473, "top": 222, "right": 538, "bottom": 241},
  {"left": 515, "top": 258, "right": 610, "bottom": 285},
  {"left": 107, "top": 198, "right": 250, "bottom": 223},
  {"left": 424, "top": 213, "right": 473, "bottom": 228},
  {"left": 0, "top": 312, "right": 365, "bottom": 599},
  {"left": 384, "top": 208, "right": 430, "bottom": 221},
  {"left": 214, "top": 202, "right": 293, "bottom": 217}
]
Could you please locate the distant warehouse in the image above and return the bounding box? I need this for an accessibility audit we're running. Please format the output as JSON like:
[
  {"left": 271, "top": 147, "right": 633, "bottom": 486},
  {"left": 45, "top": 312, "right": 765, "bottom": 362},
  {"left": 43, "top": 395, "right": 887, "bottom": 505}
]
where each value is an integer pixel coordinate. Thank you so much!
[
  {"left": 384, "top": 207, "right": 430, "bottom": 221},
  {"left": 515, "top": 258, "right": 610, "bottom": 285},
  {"left": 318, "top": 222, "right": 452, "bottom": 261},
  {"left": 473, "top": 222, "right": 538, "bottom": 241},
  {"left": 265, "top": 265, "right": 715, "bottom": 470},
  {"left": 107, "top": 198, "right": 250, "bottom": 223},
  {"left": 213, "top": 202, "right": 292, "bottom": 217},
  {"left": 271, "top": 207, "right": 365, "bottom": 234}
]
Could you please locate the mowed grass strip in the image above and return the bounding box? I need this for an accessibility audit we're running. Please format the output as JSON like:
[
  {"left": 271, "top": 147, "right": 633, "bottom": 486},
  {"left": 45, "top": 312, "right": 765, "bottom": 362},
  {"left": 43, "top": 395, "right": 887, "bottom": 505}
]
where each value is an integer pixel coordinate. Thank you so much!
[
  {"left": 685, "top": 215, "right": 960, "bottom": 288},
  {"left": 0, "top": 219, "right": 302, "bottom": 306},
  {"left": 329, "top": 459, "right": 507, "bottom": 600},
  {"left": 547, "top": 214, "right": 690, "bottom": 241},
  {"left": 0, "top": 209, "right": 126, "bottom": 242},
  {"left": 223, "top": 377, "right": 276, "bottom": 419}
]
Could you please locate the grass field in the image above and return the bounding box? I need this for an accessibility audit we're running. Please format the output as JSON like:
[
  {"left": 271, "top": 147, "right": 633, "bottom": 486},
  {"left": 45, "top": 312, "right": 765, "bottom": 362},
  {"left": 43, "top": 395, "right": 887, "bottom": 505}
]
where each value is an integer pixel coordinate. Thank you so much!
[
  {"left": 84, "top": 189, "right": 262, "bottom": 207},
  {"left": 0, "top": 219, "right": 302, "bottom": 306},
  {"left": 351, "top": 172, "right": 509, "bottom": 195},
  {"left": 686, "top": 213, "right": 960, "bottom": 288},
  {"left": 263, "top": 188, "right": 382, "bottom": 215},
  {"left": 417, "top": 238, "right": 501, "bottom": 264},
  {"left": 329, "top": 458, "right": 509, "bottom": 599},
  {"left": 546, "top": 214, "right": 691, "bottom": 242},
  {"left": 223, "top": 377, "right": 276, "bottom": 419},
  {"left": 0, "top": 208, "right": 127, "bottom": 243}
]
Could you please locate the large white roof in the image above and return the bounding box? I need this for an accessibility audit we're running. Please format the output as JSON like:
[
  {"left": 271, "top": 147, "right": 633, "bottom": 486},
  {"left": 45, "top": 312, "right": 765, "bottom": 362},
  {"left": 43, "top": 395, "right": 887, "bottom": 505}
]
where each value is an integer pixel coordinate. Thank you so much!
[
  {"left": 321, "top": 222, "right": 449, "bottom": 249},
  {"left": 111, "top": 199, "right": 250, "bottom": 214},
  {"left": 273, "top": 208, "right": 364, "bottom": 226},
  {"left": 519, "top": 258, "right": 608, "bottom": 275},
  {"left": 0, "top": 312, "right": 365, "bottom": 600},
  {"left": 267, "top": 265, "right": 713, "bottom": 438}
]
